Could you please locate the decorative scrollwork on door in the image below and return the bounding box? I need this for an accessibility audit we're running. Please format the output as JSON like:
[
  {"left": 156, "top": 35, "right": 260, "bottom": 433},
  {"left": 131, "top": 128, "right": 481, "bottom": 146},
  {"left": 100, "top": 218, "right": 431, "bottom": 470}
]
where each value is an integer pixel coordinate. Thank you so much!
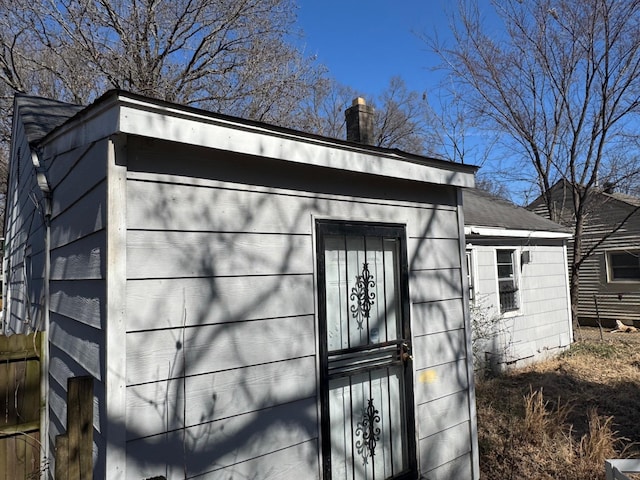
[
  {"left": 350, "top": 262, "right": 375, "bottom": 330},
  {"left": 355, "top": 398, "right": 381, "bottom": 464}
]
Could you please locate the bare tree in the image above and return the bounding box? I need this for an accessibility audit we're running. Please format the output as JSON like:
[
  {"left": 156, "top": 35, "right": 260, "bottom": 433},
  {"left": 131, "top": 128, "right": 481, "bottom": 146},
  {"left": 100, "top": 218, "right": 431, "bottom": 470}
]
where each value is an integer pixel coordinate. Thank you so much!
[
  {"left": 0, "top": 0, "right": 325, "bottom": 232},
  {"left": 371, "top": 77, "right": 434, "bottom": 154},
  {"left": 432, "top": 0, "right": 640, "bottom": 325},
  {"left": 301, "top": 76, "right": 437, "bottom": 155},
  {"left": 296, "top": 77, "right": 356, "bottom": 140},
  {"left": 0, "top": 0, "right": 323, "bottom": 135}
]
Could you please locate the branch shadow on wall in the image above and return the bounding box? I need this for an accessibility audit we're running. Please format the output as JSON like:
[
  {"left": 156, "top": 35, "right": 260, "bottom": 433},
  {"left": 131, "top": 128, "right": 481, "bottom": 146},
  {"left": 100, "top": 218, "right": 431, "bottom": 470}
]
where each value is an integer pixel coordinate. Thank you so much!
[{"left": 73, "top": 132, "right": 476, "bottom": 479}]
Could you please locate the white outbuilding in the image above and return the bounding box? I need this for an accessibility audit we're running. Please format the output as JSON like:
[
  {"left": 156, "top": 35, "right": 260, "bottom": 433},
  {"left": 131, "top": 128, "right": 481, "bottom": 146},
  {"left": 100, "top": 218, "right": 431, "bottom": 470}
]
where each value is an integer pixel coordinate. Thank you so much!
[{"left": 5, "top": 91, "right": 479, "bottom": 480}]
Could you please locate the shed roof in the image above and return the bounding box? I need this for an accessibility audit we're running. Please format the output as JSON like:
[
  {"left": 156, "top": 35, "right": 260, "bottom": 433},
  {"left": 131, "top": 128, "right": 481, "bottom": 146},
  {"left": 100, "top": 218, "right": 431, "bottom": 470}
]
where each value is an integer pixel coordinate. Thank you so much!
[
  {"left": 14, "top": 90, "right": 477, "bottom": 188},
  {"left": 15, "top": 94, "right": 83, "bottom": 145},
  {"left": 463, "top": 188, "right": 571, "bottom": 238}
]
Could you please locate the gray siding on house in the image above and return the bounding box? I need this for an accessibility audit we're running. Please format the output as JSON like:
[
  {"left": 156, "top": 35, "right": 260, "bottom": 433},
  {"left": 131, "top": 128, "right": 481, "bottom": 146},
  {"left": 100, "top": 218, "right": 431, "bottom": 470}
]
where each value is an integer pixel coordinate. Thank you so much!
[
  {"left": 530, "top": 183, "right": 640, "bottom": 325},
  {"left": 3, "top": 94, "right": 85, "bottom": 336},
  {"left": 575, "top": 201, "right": 640, "bottom": 325},
  {"left": 42, "top": 138, "right": 108, "bottom": 478},
  {"left": 4, "top": 115, "right": 46, "bottom": 334},
  {"left": 4, "top": 105, "right": 109, "bottom": 477},
  {"left": 469, "top": 240, "right": 571, "bottom": 368},
  {"left": 122, "top": 137, "right": 476, "bottom": 479}
]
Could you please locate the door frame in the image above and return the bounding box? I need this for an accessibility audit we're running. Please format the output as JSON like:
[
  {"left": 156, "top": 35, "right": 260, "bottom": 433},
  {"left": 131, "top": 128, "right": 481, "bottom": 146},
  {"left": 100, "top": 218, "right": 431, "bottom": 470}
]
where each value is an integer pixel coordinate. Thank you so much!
[{"left": 315, "top": 219, "right": 417, "bottom": 479}]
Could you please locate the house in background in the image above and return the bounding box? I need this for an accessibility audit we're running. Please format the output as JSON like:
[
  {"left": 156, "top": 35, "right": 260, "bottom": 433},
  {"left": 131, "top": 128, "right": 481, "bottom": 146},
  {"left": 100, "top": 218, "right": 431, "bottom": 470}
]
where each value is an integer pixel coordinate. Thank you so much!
[
  {"left": 4, "top": 91, "right": 479, "bottom": 479},
  {"left": 529, "top": 180, "right": 640, "bottom": 328},
  {"left": 463, "top": 188, "right": 573, "bottom": 371}
]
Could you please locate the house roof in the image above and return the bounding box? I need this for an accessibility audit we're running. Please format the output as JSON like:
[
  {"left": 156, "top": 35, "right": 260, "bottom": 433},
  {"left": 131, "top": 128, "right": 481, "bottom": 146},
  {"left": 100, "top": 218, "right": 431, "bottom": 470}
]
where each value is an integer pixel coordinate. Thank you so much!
[
  {"left": 15, "top": 94, "right": 84, "bottom": 145},
  {"left": 602, "top": 190, "right": 640, "bottom": 207},
  {"left": 464, "top": 188, "right": 572, "bottom": 238},
  {"left": 527, "top": 179, "right": 640, "bottom": 223},
  {"left": 14, "top": 90, "right": 477, "bottom": 188}
]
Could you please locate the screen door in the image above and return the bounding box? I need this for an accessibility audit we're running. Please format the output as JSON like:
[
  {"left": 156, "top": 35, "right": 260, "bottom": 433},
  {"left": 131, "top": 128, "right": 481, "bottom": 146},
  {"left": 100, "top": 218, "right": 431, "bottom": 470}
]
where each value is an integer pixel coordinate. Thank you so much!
[{"left": 316, "top": 221, "right": 417, "bottom": 480}]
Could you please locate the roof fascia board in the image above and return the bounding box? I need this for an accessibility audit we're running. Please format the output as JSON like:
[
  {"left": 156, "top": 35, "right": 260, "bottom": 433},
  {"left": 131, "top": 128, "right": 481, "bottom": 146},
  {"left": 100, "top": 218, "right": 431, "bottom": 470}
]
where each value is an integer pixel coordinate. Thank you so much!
[
  {"left": 34, "top": 92, "right": 476, "bottom": 187},
  {"left": 464, "top": 225, "right": 572, "bottom": 239},
  {"left": 36, "top": 94, "right": 122, "bottom": 154},
  {"left": 116, "top": 96, "right": 475, "bottom": 187}
]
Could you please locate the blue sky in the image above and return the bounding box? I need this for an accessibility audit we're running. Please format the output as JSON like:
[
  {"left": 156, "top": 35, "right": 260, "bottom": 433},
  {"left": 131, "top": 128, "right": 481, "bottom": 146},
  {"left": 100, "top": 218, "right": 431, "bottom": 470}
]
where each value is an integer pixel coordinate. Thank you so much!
[
  {"left": 294, "top": 2, "right": 529, "bottom": 200},
  {"left": 295, "top": 1, "right": 457, "bottom": 98}
]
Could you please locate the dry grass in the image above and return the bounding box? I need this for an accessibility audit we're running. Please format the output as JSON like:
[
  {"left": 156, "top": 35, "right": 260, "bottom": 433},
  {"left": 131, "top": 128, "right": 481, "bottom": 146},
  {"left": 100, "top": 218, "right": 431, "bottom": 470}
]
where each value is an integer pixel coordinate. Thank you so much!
[{"left": 477, "top": 338, "right": 640, "bottom": 479}]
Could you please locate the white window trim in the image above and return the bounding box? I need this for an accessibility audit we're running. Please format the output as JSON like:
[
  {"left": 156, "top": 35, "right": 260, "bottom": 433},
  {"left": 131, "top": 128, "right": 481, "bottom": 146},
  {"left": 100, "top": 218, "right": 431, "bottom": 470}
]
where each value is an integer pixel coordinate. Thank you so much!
[
  {"left": 495, "top": 247, "right": 522, "bottom": 317},
  {"left": 605, "top": 249, "right": 640, "bottom": 283},
  {"left": 465, "top": 248, "right": 477, "bottom": 305}
]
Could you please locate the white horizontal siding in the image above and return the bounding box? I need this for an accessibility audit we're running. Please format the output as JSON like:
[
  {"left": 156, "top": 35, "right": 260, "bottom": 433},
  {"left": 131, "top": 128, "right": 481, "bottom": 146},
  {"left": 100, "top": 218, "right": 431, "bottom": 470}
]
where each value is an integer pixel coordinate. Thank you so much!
[
  {"left": 126, "top": 274, "right": 314, "bottom": 331},
  {"left": 409, "top": 238, "right": 462, "bottom": 270},
  {"left": 49, "top": 232, "right": 105, "bottom": 280},
  {"left": 469, "top": 242, "right": 571, "bottom": 368},
  {"left": 4, "top": 122, "right": 109, "bottom": 473},
  {"left": 412, "top": 299, "right": 465, "bottom": 336},
  {"left": 410, "top": 268, "right": 463, "bottom": 304},
  {"left": 4, "top": 116, "right": 46, "bottom": 335},
  {"left": 126, "top": 315, "right": 316, "bottom": 385},
  {"left": 48, "top": 144, "right": 106, "bottom": 218},
  {"left": 126, "top": 173, "right": 459, "bottom": 239},
  {"left": 125, "top": 397, "right": 319, "bottom": 479},
  {"left": 195, "top": 440, "right": 319, "bottom": 480},
  {"left": 414, "top": 329, "right": 467, "bottom": 369},
  {"left": 49, "top": 181, "right": 107, "bottom": 249},
  {"left": 418, "top": 390, "right": 470, "bottom": 439},
  {"left": 126, "top": 356, "right": 316, "bottom": 440},
  {"left": 419, "top": 422, "right": 473, "bottom": 476},
  {"left": 49, "top": 280, "right": 103, "bottom": 329},
  {"left": 423, "top": 453, "right": 474, "bottom": 480},
  {"left": 414, "top": 359, "right": 470, "bottom": 405},
  {"left": 49, "top": 312, "right": 102, "bottom": 381},
  {"left": 522, "top": 285, "right": 571, "bottom": 303},
  {"left": 123, "top": 137, "right": 474, "bottom": 479},
  {"left": 127, "top": 230, "right": 313, "bottom": 278}
]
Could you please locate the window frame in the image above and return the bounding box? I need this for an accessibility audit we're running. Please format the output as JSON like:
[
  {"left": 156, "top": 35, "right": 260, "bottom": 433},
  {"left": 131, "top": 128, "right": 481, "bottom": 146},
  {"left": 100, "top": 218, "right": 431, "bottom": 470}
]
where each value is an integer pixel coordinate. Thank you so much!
[
  {"left": 465, "top": 249, "right": 476, "bottom": 304},
  {"left": 496, "top": 248, "right": 520, "bottom": 314},
  {"left": 606, "top": 249, "right": 640, "bottom": 283}
]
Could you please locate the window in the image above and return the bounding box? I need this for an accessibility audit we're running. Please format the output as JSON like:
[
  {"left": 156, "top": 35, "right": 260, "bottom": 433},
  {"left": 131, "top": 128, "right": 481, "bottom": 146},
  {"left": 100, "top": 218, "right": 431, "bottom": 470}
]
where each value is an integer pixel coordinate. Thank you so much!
[
  {"left": 607, "top": 250, "right": 640, "bottom": 282},
  {"left": 496, "top": 249, "right": 519, "bottom": 313}
]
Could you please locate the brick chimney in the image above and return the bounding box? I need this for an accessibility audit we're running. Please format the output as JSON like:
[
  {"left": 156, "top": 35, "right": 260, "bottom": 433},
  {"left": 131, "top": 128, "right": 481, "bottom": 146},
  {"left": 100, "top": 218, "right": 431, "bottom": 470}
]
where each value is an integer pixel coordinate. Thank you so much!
[{"left": 345, "top": 97, "right": 374, "bottom": 145}]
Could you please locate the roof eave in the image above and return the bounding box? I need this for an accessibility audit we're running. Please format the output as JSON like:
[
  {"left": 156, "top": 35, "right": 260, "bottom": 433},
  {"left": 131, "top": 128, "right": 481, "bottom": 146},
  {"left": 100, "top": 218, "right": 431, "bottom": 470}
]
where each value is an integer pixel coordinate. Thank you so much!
[
  {"left": 115, "top": 93, "right": 477, "bottom": 188},
  {"left": 464, "top": 225, "right": 572, "bottom": 239},
  {"left": 35, "top": 90, "right": 477, "bottom": 188}
]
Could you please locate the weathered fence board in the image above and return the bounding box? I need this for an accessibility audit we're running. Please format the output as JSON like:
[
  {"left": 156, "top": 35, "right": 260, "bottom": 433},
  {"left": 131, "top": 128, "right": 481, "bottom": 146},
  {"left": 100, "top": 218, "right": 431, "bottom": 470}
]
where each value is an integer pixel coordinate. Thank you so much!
[
  {"left": 0, "top": 332, "right": 42, "bottom": 479},
  {"left": 55, "top": 376, "right": 93, "bottom": 480}
]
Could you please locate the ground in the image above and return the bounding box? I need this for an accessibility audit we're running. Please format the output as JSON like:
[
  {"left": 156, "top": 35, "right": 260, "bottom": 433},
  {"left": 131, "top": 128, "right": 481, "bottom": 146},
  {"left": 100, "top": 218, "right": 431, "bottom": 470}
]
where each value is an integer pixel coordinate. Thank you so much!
[
  {"left": 477, "top": 329, "right": 640, "bottom": 480},
  {"left": 575, "top": 325, "right": 640, "bottom": 344}
]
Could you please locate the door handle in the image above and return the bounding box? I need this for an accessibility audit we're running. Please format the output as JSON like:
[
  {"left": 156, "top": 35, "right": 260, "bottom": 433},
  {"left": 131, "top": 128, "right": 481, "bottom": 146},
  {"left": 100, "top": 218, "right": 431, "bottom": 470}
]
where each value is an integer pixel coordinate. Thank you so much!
[{"left": 401, "top": 342, "right": 413, "bottom": 363}]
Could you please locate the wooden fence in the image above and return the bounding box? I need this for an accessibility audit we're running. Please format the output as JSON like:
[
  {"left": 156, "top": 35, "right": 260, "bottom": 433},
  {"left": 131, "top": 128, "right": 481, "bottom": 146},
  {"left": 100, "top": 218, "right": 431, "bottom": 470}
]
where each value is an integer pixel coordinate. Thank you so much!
[
  {"left": 0, "top": 332, "right": 42, "bottom": 480},
  {"left": 54, "top": 376, "right": 93, "bottom": 480}
]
